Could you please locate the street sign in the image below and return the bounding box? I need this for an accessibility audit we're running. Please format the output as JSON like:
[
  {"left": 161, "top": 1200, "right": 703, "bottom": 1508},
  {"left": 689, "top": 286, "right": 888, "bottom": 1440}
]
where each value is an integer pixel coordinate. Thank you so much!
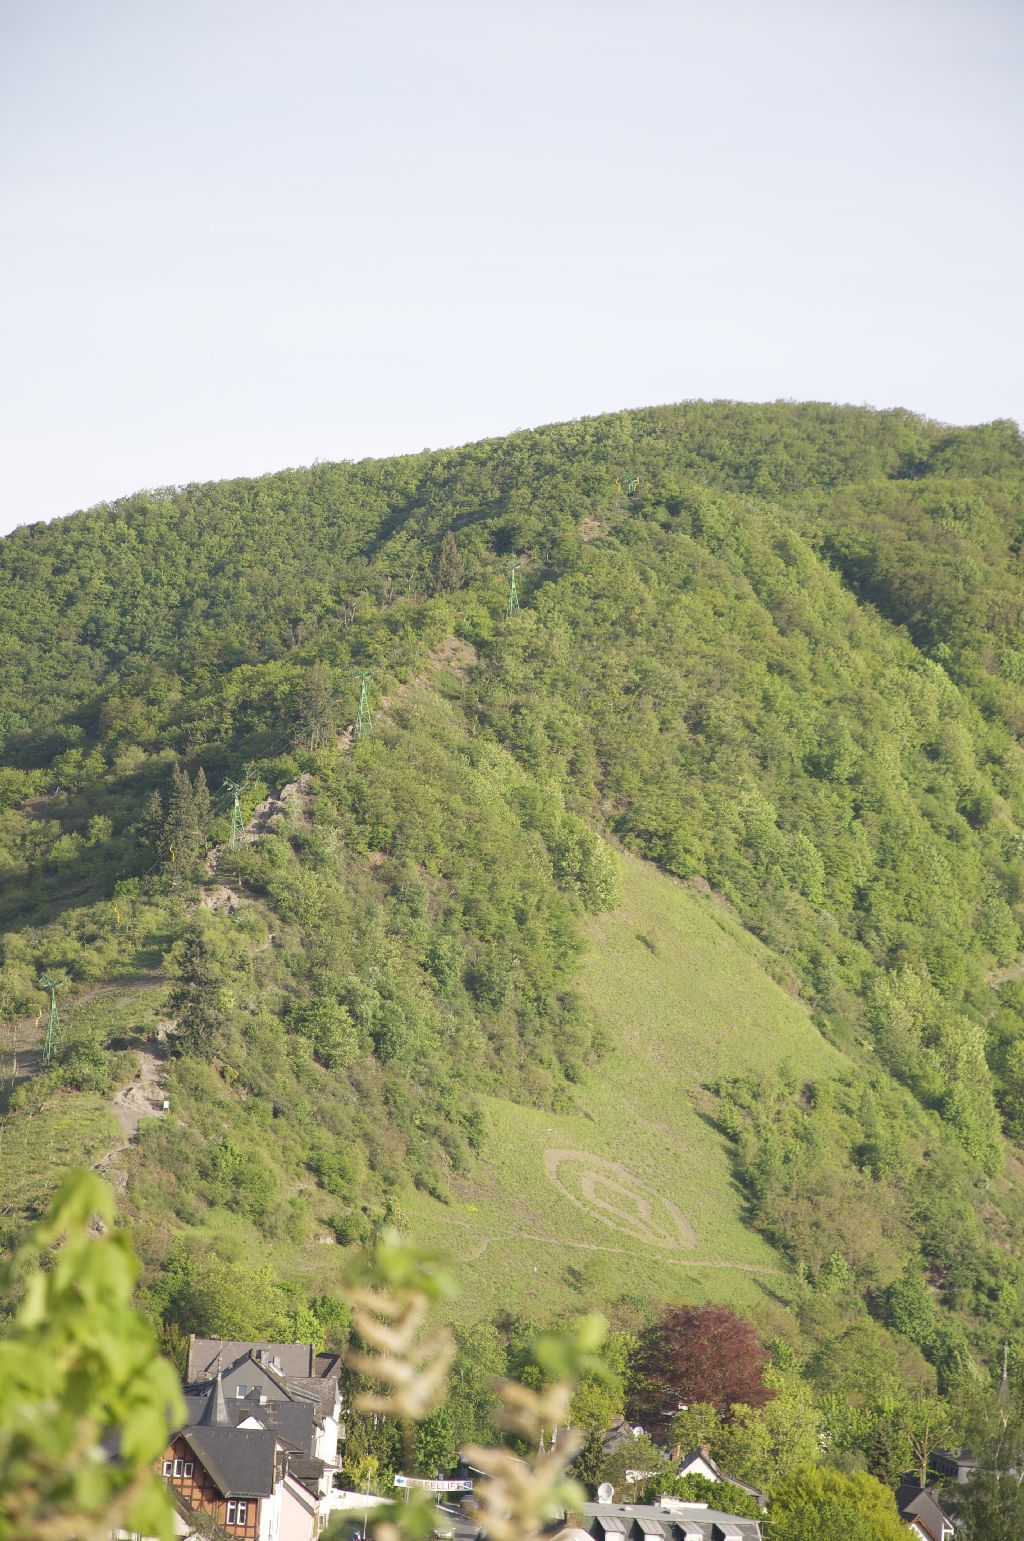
[{"left": 393, "top": 1476, "right": 474, "bottom": 1493}]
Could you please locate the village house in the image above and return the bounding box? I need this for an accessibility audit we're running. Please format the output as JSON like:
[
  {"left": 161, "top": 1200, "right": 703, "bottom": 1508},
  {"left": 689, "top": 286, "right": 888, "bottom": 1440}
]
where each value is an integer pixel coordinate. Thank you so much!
[
  {"left": 927, "top": 1446, "right": 977, "bottom": 1486},
  {"left": 674, "top": 1447, "right": 766, "bottom": 1510},
  {"left": 574, "top": 1495, "right": 762, "bottom": 1541},
  {"left": 158, "top": 1372, "right": 327, "bottom": 1539},
  {"left": 185, "top": 1336, "right": 343, "bottom": 1470},
  {"left": 895, "top": 1478, "right": 956, "bottom": 1541},
  {"left": 147, "top": 1337, "right": 345, "bottom": 1539}
]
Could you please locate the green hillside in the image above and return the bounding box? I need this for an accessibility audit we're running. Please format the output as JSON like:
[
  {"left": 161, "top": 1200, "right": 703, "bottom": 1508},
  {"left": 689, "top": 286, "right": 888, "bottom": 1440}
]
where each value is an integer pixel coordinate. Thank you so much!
[
  {"left": 2, "top": 399, "right": 1024, "bottom": 1408},
  {"left": 404, "top": 850, "right": 840, "bottom": 1323}
]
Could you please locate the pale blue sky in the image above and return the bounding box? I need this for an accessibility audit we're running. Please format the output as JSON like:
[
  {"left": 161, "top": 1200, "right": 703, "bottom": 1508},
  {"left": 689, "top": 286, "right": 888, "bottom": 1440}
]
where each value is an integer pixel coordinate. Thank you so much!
[{"left": 1, "top": 0, "right": 1021, "bottom": 534}]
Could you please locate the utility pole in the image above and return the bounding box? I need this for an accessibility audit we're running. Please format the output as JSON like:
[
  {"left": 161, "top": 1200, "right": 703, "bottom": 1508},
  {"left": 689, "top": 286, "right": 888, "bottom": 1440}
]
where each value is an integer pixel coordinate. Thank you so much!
[
  {"left": 506, "top": 559, "right": 520, "bottom": 618},
  {"left": 354, "top": 673, "right": 373, "bottom": 741},
  {"left": 39, "top": 976, "right": 63, "bottom": 1063}
]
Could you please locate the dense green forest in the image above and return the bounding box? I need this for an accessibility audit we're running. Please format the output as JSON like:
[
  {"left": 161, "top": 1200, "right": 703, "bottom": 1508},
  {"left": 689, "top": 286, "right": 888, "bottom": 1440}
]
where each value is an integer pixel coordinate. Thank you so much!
[{"left": 3, "top": 400, "right": 1024, "bottom": 1519}]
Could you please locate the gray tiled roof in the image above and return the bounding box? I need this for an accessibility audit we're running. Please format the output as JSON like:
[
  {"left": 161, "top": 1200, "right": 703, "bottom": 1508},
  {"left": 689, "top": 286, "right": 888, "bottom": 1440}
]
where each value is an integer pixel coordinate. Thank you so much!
[
  {"left": 896, "top": 1481, "right": 953, "bottom": 1540},
  {"left": 286, "top": 1370, "right": 342, "bottom": 1418},
  {"left": 181, "top": 1389, "right": 319, "bottom": 1458},
  {"left": 288, "top": 1455, "right": 328, "bottom": 1496},
  {"left": 581, "top": 1500, "right": 761, "bottom": 1541},
  {"left": 182, "top": 1426, "right": 280, "bottom": 1498},
  {"left": 187, "top": 1337, "right": 315, "bottom": 1381}
]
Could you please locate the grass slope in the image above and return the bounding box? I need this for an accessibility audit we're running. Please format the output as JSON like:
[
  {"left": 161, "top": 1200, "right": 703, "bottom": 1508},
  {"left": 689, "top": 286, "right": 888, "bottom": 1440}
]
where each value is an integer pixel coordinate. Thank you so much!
[
  {"left": 404, "top": 851, "right": 842, "bottom": 1324},
  {"left": 0, "top": 977, "right": 168, "bottom": 1222}
]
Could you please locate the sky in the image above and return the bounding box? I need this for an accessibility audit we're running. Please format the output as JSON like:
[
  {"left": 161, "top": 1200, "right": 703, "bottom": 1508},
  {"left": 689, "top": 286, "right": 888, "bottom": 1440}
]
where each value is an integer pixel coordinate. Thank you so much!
[{"left": 0, "top": 0, "right": 1022, "bottom": 535}]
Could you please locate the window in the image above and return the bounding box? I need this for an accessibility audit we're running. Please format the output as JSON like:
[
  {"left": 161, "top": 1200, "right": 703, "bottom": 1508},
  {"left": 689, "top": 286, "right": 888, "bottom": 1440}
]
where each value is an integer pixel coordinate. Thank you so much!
[
  {"left": 173, "top": 1459, "right": 183, "bottom": 1477},
  {"left": 183, "top": 1462, "right": 194, "bottom": 1478},
  {"left": 227, "top": 1500, "right": 249, "bottom": 1526},
  {"left": 235, "top": 1384, "right": 247, "bottom": 1398},
  {"left": 162, "top": 1461, "right": 172, "bottom": 1476}
]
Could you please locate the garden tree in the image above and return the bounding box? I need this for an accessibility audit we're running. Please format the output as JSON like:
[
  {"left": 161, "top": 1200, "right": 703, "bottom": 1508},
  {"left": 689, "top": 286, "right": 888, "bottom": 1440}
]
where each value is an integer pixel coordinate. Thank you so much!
[
  {"left": 669, "top": 1402, "right": 724, "bottom": 1460},
  {"left": 630, "top": 1305, "right": 771, "bottom": 1425},
  {"left": 903, "top": 1395, "right": 956, "bottom": 1488},
  {"left": 339, "top": 1412, "right": 403, "bottom": 1492},
  {"left": 431, "top": 531, "right": 465, "bottom": 593},
  {"left": 658, "top": 1472, "right": 761, "bottom": 1518},
  {"left": 447, "top": 1321, "right": 506, "bottom": 1450},
  {"left": 413, "top": 1404, "right": 457, "bottom": 1476},
  {"left": 0, "top": 1170, "right": 182, "bottom": 1541},
  {"left": 956, "top": 1391, "right": 1024, "bottom": 1541},
  {"left": 768, "top": 1466, "right": 911, "bottom": 1541},
  {"left": 295, "top": 659, "right": 337, "bottom": 750},
  {"left": 715, "top": 1371, "right": 821, "bottom": 1491},
  {"left": 569, "top": 1331, "right": 632, "bottom": 1435},
  {"left": 570, "top": 1374, "right": 625, "bottom": 1435},
  {"left": 572, "top": 1431, "right": 606, "bottom": 1495},
  {"left": 166, "top": 919, "right": 223, "bottom": 1057},
  {"left": 861, "top": 1395, "right": 916, "bottom": 1487},
  {"left": 593, "top": 1433, "right": 670, "bottom": 1500},
  {"left": 960, "top": 1477, "right": 1024, "bottom": 1541}
]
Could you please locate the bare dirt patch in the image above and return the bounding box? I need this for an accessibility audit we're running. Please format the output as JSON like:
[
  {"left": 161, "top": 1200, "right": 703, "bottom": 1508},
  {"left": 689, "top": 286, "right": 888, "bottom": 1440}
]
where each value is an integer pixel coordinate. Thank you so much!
[
  {"left": 987, "top": 959, "right": 1024, "bottom": 988},
  {"left": 206, "top": 772, "right": 312, "bottom": 874}
]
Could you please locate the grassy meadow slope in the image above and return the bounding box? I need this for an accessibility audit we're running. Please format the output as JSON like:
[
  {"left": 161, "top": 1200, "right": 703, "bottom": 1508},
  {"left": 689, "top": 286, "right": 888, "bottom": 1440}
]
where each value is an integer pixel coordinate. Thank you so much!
[{"left": 405, "top": 851, "right": 841, "bottom": 1324}]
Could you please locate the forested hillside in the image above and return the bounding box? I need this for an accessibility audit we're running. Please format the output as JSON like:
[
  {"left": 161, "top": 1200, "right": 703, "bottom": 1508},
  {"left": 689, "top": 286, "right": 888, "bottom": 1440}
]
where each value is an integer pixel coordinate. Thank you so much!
[{"left": 3, "top": 400, "right": 1024, "bottom": 1455}]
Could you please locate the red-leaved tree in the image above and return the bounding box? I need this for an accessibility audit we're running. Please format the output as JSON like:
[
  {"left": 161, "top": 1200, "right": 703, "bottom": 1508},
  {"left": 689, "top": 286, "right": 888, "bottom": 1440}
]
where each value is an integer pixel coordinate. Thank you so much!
[{"left": 629, "top": 1305, "right": 772, "bottom": 1427}]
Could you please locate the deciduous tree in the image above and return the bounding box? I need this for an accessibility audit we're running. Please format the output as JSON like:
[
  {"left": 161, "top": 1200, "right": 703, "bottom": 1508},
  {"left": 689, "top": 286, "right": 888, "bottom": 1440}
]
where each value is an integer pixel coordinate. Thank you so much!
[{"left": 631, "top": 1306, "right": 771, "bottom": 1424}]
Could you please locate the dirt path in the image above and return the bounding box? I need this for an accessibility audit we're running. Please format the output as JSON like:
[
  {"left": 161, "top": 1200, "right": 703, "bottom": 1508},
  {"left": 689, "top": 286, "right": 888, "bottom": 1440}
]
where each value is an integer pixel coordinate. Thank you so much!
[
  {"left": 3, "top": 975, "right": 167, "bottom": 1091},
  {"left": 205, "top": 636, "right": 477, "bottom": 880},
  {"left": 441, "top": 1212, "right": 782, "bottom": 1274},
  {"left": 93, "top": 1047, "right": 168, "bottom": 1179}
]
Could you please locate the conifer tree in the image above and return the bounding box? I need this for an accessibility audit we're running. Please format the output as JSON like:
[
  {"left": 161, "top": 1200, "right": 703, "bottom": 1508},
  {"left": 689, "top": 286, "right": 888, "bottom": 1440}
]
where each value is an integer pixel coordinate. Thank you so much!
[
  {"left": 192, "top": 765, "right": 212, "bottom": 839},
  {"left": 161, "top": 764, "right": 211, "bottom": 885},
  {"left": 139, "top": 786, "right": 165, "bottom": 855},
  {"left": 431, "top": 531, "right": 465, "bottom": 593},
  {"left": 295, "top": 660, "right": 336, "bottom": 750},
  {"left": 167, "top": 921, "right": 223, "bottom": 1058}
]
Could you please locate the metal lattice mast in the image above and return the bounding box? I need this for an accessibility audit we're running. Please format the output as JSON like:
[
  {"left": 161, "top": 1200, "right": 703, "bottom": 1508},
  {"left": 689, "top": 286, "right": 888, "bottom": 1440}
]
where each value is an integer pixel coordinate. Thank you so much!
[
  {"left": 39, "top": 976, "right": 63, "bottom": 1063},
  {"left": 622, "top": 475, "right": 639, "bottom": 496},
  {"left": 224, "top": 779, "right": 246, "bottom": 851},
  {"left": 506, "top": 559, "right": 520, "bottom": 618},
  {"left": 354, "top": 673, "right": 373, "bottom": 741}
]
